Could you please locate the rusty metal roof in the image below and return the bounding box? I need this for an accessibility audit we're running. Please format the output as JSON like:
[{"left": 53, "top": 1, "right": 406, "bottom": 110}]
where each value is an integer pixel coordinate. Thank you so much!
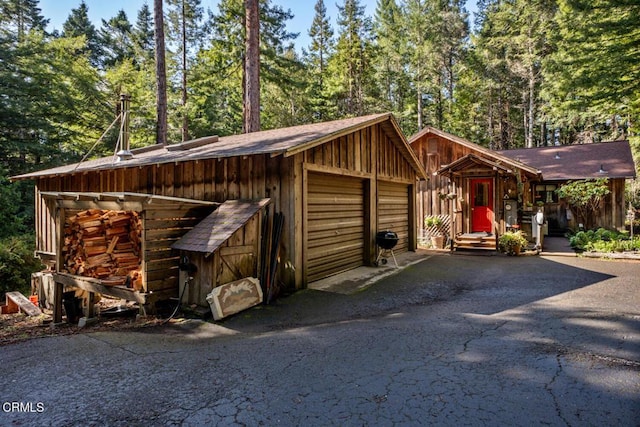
[
  {"left": 497, "top": 141, "right": 636, "bottom": 180},
  {"left": 171, "top": 198, "right": 270, "bottom": 256},
  {"left": 12, "top": 113, "right": 427, "bottom": 181}
]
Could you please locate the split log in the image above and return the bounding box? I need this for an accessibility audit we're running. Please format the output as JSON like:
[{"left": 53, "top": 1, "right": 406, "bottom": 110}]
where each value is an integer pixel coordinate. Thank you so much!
[{"left": 62, "top": 208, "right": 143, "bottom": 285}]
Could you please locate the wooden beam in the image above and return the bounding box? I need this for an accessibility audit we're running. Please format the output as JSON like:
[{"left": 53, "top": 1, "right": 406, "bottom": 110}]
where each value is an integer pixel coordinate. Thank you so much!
[{"left": 53, "top": 273, "right": 147, "bottom": 304}]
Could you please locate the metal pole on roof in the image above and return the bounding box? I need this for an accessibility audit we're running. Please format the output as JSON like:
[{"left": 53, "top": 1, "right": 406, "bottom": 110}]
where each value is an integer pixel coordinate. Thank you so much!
[{"left": 116, "top": 94, "right": 133, "bottom": 162}]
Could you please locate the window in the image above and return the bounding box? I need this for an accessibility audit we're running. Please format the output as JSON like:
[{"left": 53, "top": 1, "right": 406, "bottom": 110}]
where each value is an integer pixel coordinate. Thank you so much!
[{"left": 535, "top": 184, "right": 558, "bottom": 204}]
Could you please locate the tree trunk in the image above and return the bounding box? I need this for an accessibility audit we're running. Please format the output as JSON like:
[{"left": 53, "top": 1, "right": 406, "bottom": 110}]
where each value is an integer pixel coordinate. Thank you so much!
[
  {"left": 154, "top": 0, "right": 168, "bottom": 145},
  {"left": 181, "top": 0, "right": 189, "bottom": 142},
  {"left": 243, "top": 0, "right": 260, "bottom": 133},
  {"left": 527, "top": 63, "right": 535, "bottom": 148}
]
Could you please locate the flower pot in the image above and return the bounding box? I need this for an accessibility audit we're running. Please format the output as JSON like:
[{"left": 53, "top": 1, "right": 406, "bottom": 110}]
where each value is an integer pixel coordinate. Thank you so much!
[
  {"left": 431, "top": 235, "right": 444, "bottom": 249},
  {"left": 513, "top": 245, "right": 521, "bottom": 256}
]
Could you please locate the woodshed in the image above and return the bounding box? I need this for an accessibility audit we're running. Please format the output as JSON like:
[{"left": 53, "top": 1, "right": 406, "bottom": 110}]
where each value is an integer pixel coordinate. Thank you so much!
[{"left": 13, "top": 113, "right": 427, "bottom": 312}]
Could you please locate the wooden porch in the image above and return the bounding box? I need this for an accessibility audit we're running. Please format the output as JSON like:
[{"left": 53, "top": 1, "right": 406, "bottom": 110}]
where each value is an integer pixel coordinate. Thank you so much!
[{"left": 454, "top": 232, "right": 497, "bottom": 251}]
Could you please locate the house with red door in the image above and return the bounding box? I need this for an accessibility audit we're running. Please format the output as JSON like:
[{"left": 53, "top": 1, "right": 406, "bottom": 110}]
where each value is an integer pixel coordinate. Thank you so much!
[{"left": 410, "top": 127, "right": 636, "bottom": 250}]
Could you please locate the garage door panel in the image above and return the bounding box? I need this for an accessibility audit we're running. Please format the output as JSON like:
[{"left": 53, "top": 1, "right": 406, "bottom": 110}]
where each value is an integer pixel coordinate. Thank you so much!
[
  {"left": 378, "top": 181, "right": 410, "bottom": 253},
  {"left": 308, "top": 231, "right": 365, "bottom": 250},
  {"left": 307, "top": 173, "right": 365, "bottom": 281},
  {"left": 307, "top": 217, "right": 363, "bottom": 232}
]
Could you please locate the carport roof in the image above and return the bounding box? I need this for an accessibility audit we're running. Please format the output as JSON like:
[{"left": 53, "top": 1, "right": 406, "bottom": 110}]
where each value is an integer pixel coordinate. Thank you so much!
[{"left": 12, "top": 113, "right": 428, "bottom": 181}]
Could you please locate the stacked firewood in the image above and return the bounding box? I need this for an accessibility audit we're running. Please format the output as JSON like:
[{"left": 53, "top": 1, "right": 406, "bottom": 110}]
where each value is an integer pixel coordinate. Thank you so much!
[{"left": 62, "top": 209, "right": 143, "bottom": 290}]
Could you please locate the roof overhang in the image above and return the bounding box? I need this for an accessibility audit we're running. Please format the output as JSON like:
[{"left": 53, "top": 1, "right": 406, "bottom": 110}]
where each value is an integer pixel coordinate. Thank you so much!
[
  {"left": 411, "top": 127, "right": 541, "bottom": 179},
  {"left": 436, "top": 153, "right": 538, "bottom": 179},
  {"left": 40, "top": 191, "right": 218, "bottom": 211}
]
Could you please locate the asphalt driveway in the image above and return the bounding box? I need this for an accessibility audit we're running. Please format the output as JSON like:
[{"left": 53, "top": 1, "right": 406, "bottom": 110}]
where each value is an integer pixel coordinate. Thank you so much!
[{"left": 2, "top": 252, "right": 639, "bottom": 426}]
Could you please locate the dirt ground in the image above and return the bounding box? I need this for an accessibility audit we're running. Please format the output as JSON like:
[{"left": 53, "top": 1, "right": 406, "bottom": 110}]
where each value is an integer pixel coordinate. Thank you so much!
[{"left": 0, "top": 298, "right": 167, "bottom": 346}]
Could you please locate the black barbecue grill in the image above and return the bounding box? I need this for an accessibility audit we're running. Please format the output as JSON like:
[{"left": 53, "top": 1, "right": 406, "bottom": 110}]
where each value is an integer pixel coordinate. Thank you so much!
[{"left": 375, "top": 230, "right": 399, "bottom": 267}]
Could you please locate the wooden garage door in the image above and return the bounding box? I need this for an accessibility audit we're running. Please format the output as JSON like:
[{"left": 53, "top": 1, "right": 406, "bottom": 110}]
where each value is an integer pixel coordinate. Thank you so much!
[
  {"left": 378, "top": 181, "right": 409, "bottom": 253},
  {"left": 307, "top": 173, "right": 365, "bottom": 282}
]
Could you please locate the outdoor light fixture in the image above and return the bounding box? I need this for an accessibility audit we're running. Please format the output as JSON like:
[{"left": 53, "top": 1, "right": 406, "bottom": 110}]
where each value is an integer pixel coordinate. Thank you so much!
[
  {"left": 598, "top": 164, "right": 607, "bottom": 174},
  {"left": 554, "top": 153, "right": 561, "bottom": 160}
]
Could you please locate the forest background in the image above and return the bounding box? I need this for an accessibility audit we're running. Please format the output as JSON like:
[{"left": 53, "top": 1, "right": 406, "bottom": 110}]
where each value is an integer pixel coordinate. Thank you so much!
[{"left": 0, "top": 0, "right": 639, "bottom": 293}]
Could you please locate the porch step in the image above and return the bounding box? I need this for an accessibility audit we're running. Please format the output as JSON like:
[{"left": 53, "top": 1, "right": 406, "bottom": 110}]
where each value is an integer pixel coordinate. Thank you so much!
[{"left": 455, "top": 233, "right": 497, "bottom": 251}]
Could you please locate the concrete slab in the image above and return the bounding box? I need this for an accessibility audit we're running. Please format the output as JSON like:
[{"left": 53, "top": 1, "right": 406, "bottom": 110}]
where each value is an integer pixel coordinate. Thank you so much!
[{"left": 308, "top": 249, "right": 432, "bottom": 295}]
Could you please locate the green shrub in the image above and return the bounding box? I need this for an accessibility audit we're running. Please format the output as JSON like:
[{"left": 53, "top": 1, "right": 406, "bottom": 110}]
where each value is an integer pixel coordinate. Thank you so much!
[
  {"left": 0, "top": 234, "right": 44, "bottom": 298},
  {"left": 569, "top": 227, "right": 639, "bottom": 252},
  {"left": 498, "top": 230, "right": 528, "bottom": 255}
]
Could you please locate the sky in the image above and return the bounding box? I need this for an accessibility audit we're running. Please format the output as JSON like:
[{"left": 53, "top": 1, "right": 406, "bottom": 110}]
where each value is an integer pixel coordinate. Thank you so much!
[{"left": 39, "top": 1, "right": 477, "bottom": 53}]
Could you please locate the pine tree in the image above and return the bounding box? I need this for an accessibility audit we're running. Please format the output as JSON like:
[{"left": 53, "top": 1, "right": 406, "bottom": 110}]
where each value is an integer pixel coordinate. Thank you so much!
[
  {"left": 327, "top": 0, "right": 374, "bottom": 117},
  {"left": 99, "top": 10, "right": 134, "bottom": 68},
  {"left": 542, "top": 0, "right": 640, "bottom": 143},
  {"left": 372, "top": 0, "right": 411, "bottom": 129},
  {"left": 473, "top": 0, "right": 555, "bottom": 148},
  {"left": 305, "top": 0, "right": 335, "bottom": 121},
  {"left": 132, "top": 3, "right": 155, "bottom": 62},
  {"left": 153, "top": 0, "right": 167, "bottom": 145},
  {"left": 61, "top": 1, "right": 102, "bottom": 67},
  {"left": 244, "top": 0, "right": 260, "bottom": 133},
  {"left": 190, "top": 0, "right": 299, "bottom": 135},
  {"left": 0, "top": 0, "right": 48, "bottom": 40},
  {"left": 166, "top": 0, "right": 207, "bottom": 140}
]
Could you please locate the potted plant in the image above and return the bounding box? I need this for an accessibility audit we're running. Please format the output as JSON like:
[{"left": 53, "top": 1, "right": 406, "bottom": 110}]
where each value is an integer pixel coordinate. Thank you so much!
[
  {"left": 425, "top": 216, "right": 446, "bottom": 249},
  {"left": 498, "top": 230, "right": 528, "bottom": 255}
]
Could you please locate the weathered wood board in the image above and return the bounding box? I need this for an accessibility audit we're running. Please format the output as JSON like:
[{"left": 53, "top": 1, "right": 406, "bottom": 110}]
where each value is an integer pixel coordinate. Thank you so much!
[
  {"left": 206, "top": 277, "right": 262, "bottom": 320},
  {"left": 4, "top": 291, "right": 42, "bottom": 316}
]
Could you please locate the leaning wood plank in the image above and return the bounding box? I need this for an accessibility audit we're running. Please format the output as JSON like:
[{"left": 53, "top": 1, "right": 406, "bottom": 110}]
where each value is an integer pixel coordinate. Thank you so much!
[
  {"left": 206, "top": 277, "right": 263, "bottom": 321},
  {"left": 6, "top": 291, "right": 42, "bottom": 316}
]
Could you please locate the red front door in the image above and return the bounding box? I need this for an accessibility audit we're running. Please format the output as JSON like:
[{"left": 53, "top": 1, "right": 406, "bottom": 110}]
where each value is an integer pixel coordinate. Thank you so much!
[{"left": 471, "top": 179, "right": 493, "bottom": 233}]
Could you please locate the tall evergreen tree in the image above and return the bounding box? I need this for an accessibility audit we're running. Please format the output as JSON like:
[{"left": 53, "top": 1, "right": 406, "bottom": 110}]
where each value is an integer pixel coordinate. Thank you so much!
[
  {"left": 0, "top": 0, "right": 48, "bottom": 40},
  {"left": 99, "top": 10, "right": 134, "bottom": 68},
  {"left": 153, "top": 0, "right": 167, "bottom": 145},
  {"left": 473, "top": 0, "right": 555, "bottom": 148},
  {"left": 244, "top": 0, "right": 260, "bottom": 133},
  {"left": 305, "top": 0, "right": 335, "bottom": 121},
  {"left": 61, "top": 1, "right": 102, "bottom": 67},
  {"left": 327, "top": 0, "right": 374, "bottom": 117},
  {"left": 542, "top": 0, "right": 639, "bottom": 143},
  {"left": 132, "top": 3, "right": 155, "bottom": 62},
  {"left": 372, "top": 0, "right": 411, "bottom": 130},
  {"left": 190, "top": 0, "right": 299, "bottom": 135},
  {"left": 166, "top": 0, "right": 206, "bottom": 140}
]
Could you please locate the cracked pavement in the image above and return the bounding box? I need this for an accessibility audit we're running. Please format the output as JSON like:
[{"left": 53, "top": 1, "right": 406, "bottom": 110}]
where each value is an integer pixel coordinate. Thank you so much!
[{"left": 2, "top": 253, "right": 639, "bottom": 426}]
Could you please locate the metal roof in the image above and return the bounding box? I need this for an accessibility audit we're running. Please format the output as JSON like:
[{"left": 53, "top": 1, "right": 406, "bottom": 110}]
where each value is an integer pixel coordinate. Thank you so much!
[{"left": 12, "top": 113, "right": 427, "bottom": 181}]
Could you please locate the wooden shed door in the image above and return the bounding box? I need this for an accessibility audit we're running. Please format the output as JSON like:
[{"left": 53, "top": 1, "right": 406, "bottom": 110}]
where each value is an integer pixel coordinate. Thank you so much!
[
  {"left": 377, "top": 181, "right": 409, "bottom": 253},
  {"left": 307, "top": 173, "right": 365, "bottom": 282}
]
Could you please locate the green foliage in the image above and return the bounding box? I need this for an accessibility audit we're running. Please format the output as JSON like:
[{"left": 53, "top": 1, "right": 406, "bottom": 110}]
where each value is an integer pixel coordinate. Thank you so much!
[
  {"left": 0, "top": 234, "right": 43, "bottom": 298},
  {"left": 555, "top": 178, "right": 610, "bottom": 229},
  {"left": 542, "top": 0, "right": 640, "bottom": 139},
  {"left": 569, "top": 228, "right": 640, "bottom": 253},
  {"left": 498, "top": 230, "right": 528, "bottom": 255},
  {"left": 0, "top": 168, "right": 35, "bottom": 238}
]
